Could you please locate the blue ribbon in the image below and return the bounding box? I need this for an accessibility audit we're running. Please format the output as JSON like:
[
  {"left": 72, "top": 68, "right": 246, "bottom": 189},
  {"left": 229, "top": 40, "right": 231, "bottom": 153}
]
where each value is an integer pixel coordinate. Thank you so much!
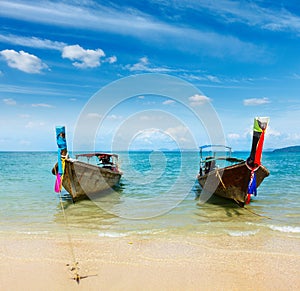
[
  {"left": 56, "top": 126, "right": 67, "bottom": 175},
  {"left": 56, "top": 126, "right": 67, "bottom": 149},
  {"left": 247, "top": 171, "right": 257, "bottom": 196}
]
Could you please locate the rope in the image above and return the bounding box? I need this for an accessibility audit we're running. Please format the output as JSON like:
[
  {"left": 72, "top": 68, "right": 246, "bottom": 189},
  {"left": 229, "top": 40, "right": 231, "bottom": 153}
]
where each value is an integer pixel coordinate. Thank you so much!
[
  {"left": 58, "top": 193, "right": 81, "bottom": 284},
  {"left": 233, "top": 198, "right": 295, "bottom": 224},
  {"left": 215, "top": 170, "right": 226, "bottom": 189},
  {"left": 233, "top": 198, "right": 272, "bottom": 219},
  {"left": 243, "top": 205, "right": 294, "bottom": 223},
  {"left": 243, "top": 206, "right": 272, "bottom": 219}
]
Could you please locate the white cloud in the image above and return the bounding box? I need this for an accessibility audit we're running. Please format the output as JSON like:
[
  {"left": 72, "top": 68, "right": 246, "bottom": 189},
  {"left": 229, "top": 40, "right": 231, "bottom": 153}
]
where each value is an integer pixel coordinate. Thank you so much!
[
  {"left": 25, "top": 121, "right": 45, "bottom": 128},
  {"left": 3, "top": 98, "right": 16, "bottom": 105},
  {"left": 107, "top": 114, "right": 122, "bottom": 120},
  {"left": 165, "top": 125, "right": 188, "bottom": 139},
  {"left": 105, "top": 55, "right": 117, "bottom": 64},
  {"left": 19, "top": 140, "right": 31, "bottom": 146},
  {"left": 126, "top": 57, "right": 171, "bottom": 72},
  {"left": 206, "top": 75, "right": 221, "bottom": 83},
  {"left": 62, "top": 45, "right": 105, "bottom": 68},
  {"left": 0, "top": 1, "right": 267, "bottom": 61},
  {"left": 136, "top": 128, "right": 160, "bottom": 139},
  {"left": 189, "top": 94, "right": 211, "bottom": 107},
  {"left": 286, "top": 133, "right": 300, "bottom": 141},
  {"left": 227, "top": 133, "right": 240, "bottom": 139},
  {"left": 128, "top": 57, "right": 149, "bottom": 71},
  {"left": 164, "top": 125, "right": 197, "bottom": 148},
  {"left": 266, "top": 127, "right": 281, "bottom": 137},
  {"left": 19, "top": 114, "right": 30, "bottom": 118},
  {"left": 0, "top": 33, "right": 66, "bottom": 50},
  {"left": 131, "top": 129, "right": 168, "bottom": 148},
  {"left": 243, "top": 97, "right": 270, "bottom": 106},
  {"left": 163, "top": 99, "right": 175, "bottom": 105},
  {"left": 131, "top": 129, "right": 181, "bottom": 149},
  {"left": 292, "top": 73, "right": 300, "bottom": 80},
  {"left": 0, "top": 34, "right": 117, "bottom": 68},
  {"left": 174, "top": 0, "right": 300, "bottom": 34},
  {"left": 86, "top": 112, "right": 102, "bottom": 119},
  {"left": 139, "top": 115, "right": 150, "bottom": 121},
  {"left": 0, "top": 49, "right": 48, "bottom": 73},
  {"left": 32, "top": 103, "right": 54, "bottom": 108}
]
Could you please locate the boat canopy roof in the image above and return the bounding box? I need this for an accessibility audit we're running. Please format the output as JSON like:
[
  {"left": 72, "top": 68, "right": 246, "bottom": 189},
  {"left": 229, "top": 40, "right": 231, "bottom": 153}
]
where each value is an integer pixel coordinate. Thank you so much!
[
  {"left": 199, "top": 144, "right": 244, "bottom": 166},
  {"left": 75, "top": 153, "right": 118, "bottom": 159},
  {"left": 199, "top": 144, "right": 232, "bottom": 151}
]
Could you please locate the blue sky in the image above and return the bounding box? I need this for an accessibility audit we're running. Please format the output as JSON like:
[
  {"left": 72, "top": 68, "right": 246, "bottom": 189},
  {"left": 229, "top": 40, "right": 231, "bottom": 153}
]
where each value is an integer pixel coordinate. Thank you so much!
[{"left": 0, "top": 0, "right": 300, "bottom": 151}]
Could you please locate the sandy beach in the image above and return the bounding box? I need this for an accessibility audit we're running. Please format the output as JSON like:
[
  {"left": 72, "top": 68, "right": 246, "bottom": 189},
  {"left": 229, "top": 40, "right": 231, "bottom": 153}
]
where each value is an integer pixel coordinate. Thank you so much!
[
  {"left": 1, "top": 152, "right": 299, "bottom": 290},
  {"left": 1, "top": 232, "right": 299, "bottom": 291}
]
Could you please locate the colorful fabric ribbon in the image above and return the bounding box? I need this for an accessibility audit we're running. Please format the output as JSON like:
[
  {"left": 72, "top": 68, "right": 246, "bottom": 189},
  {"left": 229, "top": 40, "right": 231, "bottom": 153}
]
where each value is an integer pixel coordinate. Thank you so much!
[
  {"left": 246, "top": 117, "right": 269, "bottom": 204},
  {"left": 247, "top": 170, "right": 257, "bottom": 196},
  {"left": 54, "top": 126, "right": 67, "bottom": 193}
]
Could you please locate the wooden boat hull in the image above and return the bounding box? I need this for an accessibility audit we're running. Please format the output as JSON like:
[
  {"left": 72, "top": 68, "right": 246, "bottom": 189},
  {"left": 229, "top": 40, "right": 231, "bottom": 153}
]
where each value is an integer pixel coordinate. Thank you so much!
[
  {"left": 61, "top": 159, "right": 122, "bottom": 201},
  {"left": 197, "top": 162, "right": 269, "bottom": 205}
]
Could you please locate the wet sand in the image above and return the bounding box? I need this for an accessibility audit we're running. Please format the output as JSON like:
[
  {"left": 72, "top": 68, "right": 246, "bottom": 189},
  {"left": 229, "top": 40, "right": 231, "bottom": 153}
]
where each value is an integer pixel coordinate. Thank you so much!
[{"left": 0, "top": 233, "right": 299, "bottom": 291}]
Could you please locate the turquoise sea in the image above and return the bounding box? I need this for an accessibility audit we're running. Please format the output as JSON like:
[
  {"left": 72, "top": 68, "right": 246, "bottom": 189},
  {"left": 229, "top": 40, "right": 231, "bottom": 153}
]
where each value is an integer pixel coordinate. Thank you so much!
[{"left": 0, "top": 151, "right": 299, "bottom": 239}]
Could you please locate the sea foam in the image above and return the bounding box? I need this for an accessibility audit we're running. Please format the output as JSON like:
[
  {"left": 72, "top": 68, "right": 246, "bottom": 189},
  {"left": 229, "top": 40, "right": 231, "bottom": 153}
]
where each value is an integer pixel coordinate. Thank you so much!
[
  {"left": 268, "top": 225, "right": 300, "bottom": 233},
  {"left": 227, "top": 230, "right": 259, "bottom": 237},
  {"left": 98, "top": 232, "right": 128, "bottom": 238}
]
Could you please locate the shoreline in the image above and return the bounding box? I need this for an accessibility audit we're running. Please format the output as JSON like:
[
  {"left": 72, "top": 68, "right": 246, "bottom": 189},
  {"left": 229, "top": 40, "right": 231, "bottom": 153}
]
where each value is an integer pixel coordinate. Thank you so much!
[{"left": 1, "top": 231, "right": 299, "bottom": 290}]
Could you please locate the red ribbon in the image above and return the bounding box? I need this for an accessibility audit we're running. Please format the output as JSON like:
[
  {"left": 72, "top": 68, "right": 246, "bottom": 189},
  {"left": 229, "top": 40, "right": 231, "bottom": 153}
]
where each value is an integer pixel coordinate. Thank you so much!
[{"left": 254, "top": 130, "right": 265, "bottom": 166}]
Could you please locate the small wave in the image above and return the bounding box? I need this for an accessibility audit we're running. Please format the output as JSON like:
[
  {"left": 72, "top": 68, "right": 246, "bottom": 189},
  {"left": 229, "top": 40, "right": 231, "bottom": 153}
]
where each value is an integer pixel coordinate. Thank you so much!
[
  {"left": 131, "top": 229, "right": 166, "bottom": 235},
  {"left": 98, "top": 232, "right": 128, "bottom": 238},
  {"left": 195, "top": 231, "right": 209, "bottom": 235},
  {"left": 17, "top": 231, "right": 49, "bottom": 235},
  {"left": 269, "top": 225, "right": 300, "bottom": 233},
  {"left": 228, "top": 230, "right": 259, "bottom": 237}
]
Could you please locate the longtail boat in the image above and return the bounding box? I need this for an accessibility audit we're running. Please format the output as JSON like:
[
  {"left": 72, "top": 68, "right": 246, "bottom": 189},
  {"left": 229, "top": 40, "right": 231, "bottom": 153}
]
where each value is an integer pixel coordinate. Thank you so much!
[
  {"left": 197, "top": 117, "right": 270, "bottom": 206},
  {"left": 52, "top": 126, "right": 122, "bottom": 202}
]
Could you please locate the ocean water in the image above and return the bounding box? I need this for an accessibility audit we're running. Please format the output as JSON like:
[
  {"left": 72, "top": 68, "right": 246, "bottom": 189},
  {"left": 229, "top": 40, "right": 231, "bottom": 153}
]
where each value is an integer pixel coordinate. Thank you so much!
[{"left": 0, "top": 151, "right": 299, "bottom": 239}]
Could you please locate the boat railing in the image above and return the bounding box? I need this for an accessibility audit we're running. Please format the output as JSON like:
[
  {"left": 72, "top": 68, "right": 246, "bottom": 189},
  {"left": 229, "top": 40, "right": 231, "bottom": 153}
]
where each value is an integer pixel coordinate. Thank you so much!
[
  {"left": 199, "top": 153, "right": 244, "bottom": 176},
  {"left": 202, "top": 157, "right": 244, "bottom": 163},
  {"left": 75, "top": 153, "right": 120, "bottom": 171}
]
